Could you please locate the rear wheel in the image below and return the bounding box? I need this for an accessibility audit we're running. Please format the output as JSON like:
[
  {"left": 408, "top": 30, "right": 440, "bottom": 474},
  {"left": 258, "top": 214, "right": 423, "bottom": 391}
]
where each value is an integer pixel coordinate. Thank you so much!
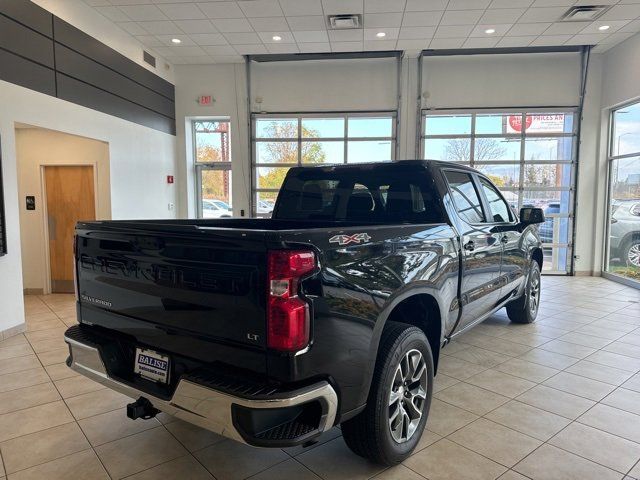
[
  {"left": 622, "top": 238, "right": 640, "bottom": 268},
  {"left": 341, "top": 322, "right": 434, "bottom": 466},
  {"left": 506, "top": 261, "right": 541, "bottom": 324}
]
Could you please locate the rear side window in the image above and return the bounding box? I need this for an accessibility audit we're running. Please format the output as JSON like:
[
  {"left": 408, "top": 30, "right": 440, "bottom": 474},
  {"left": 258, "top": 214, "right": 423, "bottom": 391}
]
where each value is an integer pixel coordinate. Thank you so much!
[
  {"left": 444, "top": 171, "right": 485, "bottom": 224},
  {"left": 479, "top": 177, "right": 513, "bottom": 223},
  {"left": 274, "top": 166, "right": 445, "bottom": 223}
]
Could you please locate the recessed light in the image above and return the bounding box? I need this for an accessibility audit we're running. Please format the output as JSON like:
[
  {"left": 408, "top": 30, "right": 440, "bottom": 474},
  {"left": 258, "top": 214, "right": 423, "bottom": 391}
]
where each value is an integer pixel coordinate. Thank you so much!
[
  {"left": 376, "top": 32, "right": 386, "bottom": 38},
  {"left": 485, "top": 28, "right": 496, "bottom": 34},
  {"left": 598, "top": 25, "right": 610, "bottom": 31},
  {"left": 272, "top": 35, "right": 282, "bottom": 41},
  {"left": 171, "top": 38, "right": 181, "bottom": 44}
]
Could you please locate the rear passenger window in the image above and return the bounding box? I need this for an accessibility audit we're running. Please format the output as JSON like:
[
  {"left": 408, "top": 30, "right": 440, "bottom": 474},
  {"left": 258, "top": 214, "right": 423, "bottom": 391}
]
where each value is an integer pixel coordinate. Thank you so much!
[
  {"left": 444, "top": 171, "right": 485, "bottom": 224},
  {"left": 479, "top": 177, "right": 512, "bottom": 223}
]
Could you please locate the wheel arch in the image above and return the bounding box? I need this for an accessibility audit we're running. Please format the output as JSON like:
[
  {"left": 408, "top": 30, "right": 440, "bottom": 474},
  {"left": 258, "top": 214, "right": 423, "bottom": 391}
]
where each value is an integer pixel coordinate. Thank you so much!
[{"left": 532, "top": 247, "right": 543, "bottom": 270}]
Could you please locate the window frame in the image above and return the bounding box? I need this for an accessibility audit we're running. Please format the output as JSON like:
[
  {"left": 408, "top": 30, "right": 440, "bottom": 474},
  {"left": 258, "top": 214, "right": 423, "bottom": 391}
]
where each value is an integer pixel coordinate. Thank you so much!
[
  {"left": 603, "top": 100, "right": 640, "bottom": 288},
  {"left": 252, "top": 112, "right": 397, "bottom": 217},
  {"left": 192, "top": 119, "right": 233, "bottom": 219},
  {"left": 442, "top": 168, "right": 488, "bottom": 226},
  {"left": 423, "top": 109, "right": 578, "bottom": 274}
]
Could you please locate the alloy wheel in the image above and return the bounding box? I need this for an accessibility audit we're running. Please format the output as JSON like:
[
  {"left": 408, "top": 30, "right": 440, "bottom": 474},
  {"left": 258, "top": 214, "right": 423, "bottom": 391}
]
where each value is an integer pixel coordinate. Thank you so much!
[
  {"left": 388, "top": 349, "right": 427, "bottom": 443},
  {"left": 529, "top": 269, "right": 540, "bottom": 316},
  {"left": 628, "top": 243, "right": 640, "bottom": 267}
]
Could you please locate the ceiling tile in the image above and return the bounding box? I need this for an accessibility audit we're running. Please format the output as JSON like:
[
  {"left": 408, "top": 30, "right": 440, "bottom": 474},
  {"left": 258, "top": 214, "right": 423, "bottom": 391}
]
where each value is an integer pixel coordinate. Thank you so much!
[
  {"left": 364, "top": 39, "right": 397, "bottom": 49},
  {"left": 189, "top": 33, "right": 228, "bottom": 45},
  {"left": 434, "top": 24, "right": 474, "bottom": 37},
  {"left": 233, "top": 44, "right": 269, "bottom": 54},
  {"left": 202, "top": 45, "right": 237, "bottom": 55},
  {"left": 150, "top": 0, "right": 198, "bottom": 4},
  {"left": 463, "top": 36, "right": 500, "bottom": 47},
  {"left": 110, "top": 0, "right": 153, "bottom": 5},
  {"left": 401, "top": 11, "right": 443, "bottom": 27},
  {"left": 518, "top": 6, "right": 567, "bottom": 22},
  {"left": 328, "top": 29, "right": 364, "bottom": 41},
  {"left": 429, "top": 37, "right": 465, "bottom": 48},
  {"left": 155, "top": 45, "right": 207, "bottom": 56},
  {"left": 580, "top": 20, "right": 630, "bottom": 34},
  {"left": 248, "top": 16, "right": 289, "bottom": 30},
  {"left": 440, "top": 10, "right": 484, "bottom": 25},
  {"left": 298, "top": 42, "right": 332, "bottom": 52},
  {"left": 94, "top": 6, "right": 129, "bottom": 22},
  {"left": 546, "top": 22, "right": 588, "bottom": 34},
  {"left": 223, "top": 32, "right": 262, "bottom": 43},
  {"left": 197, "top": 2, "right": 244, "bottom": 19},
  {"left": 166, "top": 55, "right": 213, "bottom": 65},
  {"left": 601, "top": 4, "right": 640, "bottom": 20},
  {"left": 117, "top": 21, "right": 148, "bottom": 35},
  {"left": 138, "top": 20, "right": 183, "bottom": 34},
  {"left": 257, "top": 31, "right": 295, "bottom": 43},
  {"left": 530, "top": 34, "right": 572, "bottom": 45},
  {"left": 496, "top": 35, "right": 536, "bottom": 46},
  {"left": 212, "top": 55, "right": 245, "bottom": 63},
  {"left": 480, "top": 8, "right": 526, "bottom": 23},
  {"left": 364, "top": 0, "right": 406, "bottom": 13},
  {"left": 489, "top": 0, "right": 533, "bottom": 8},
  {"left": 364, "top": 12, "right": 403, "bottom": 27},
  {"left": 506, "top": 22, "right": 551, "bottom": 35},
  {"left": 364, "top": 27, "right": 399, "bottom": 39},
  {"left": 405, "top": 0, "right": 448, "bottom": 11},
  {"left": 470, "top": 24, "right": 512, "bottom": 36},
  {"left": 286, "top": 15, "right": 326, "bottom": 30},
  {"left": 118, "top": 4, "right": 167, "bottom": 21},
  {"left": 279, "top": 0, "right": 323, "bottom": 16},
  {"left": 396, "top": 38, "right": 429, "bottom": 49},
  {"left": 575, "top": 0, "right": 617, "bottom": 4},
  {"left": 448, "top": 0, "right": 491, "bottom": 9},
  {"left": 322, "top": 0, "right": 364, "bottom": 15},
  {"left": 399, "top": 26, "right": 436, "bottom": 39},
  {"left": 84, "top": 0, "right": 112, "bottom": 6},
  {"left": 135, "top": 35, "right": 165, "bottom": 47},
  {"left": 620, "top": 19, "right": 640, "bottom": 32},
  {"left": 293, "top": 30, "right": 330, "bottom": 42},
  {"left": 156, "top": 3, "right": 203, "bottom": 20},
  {"left": 530, "top": 0, "right": 575, "bottom": 6},
  {"left": 565, "top": 33, "right": 610, "bottom": 44},
  {"left": 238, "top": 0, "right": 283, "bottom": 17},
  {"left": 331, "top": 41, "right": 364, "bottom": 51},
  {"left": 266, "top": 43, "right": 300, "bottom": 53},
  {"left": 156, "top": 34, "right": 196, "bottom": 45},
  {"left": 174, "top": 19, "right": 218, "bottom": 33},
  {"left": 211, "top": 18, "right": 253, "bottom": 32}
]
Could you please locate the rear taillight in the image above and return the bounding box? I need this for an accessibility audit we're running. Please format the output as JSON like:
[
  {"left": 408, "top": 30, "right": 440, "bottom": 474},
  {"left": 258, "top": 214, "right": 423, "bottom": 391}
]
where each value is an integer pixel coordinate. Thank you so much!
[{"left": 267, "top": 250, "right": 316, "bottom": 352}]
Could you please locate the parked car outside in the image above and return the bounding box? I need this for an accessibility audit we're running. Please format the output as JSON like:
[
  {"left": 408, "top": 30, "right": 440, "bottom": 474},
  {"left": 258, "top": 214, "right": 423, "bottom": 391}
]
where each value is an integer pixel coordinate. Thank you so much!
[
  {"left": 609, "top": 198, "right": 640, "bottom": 267},
  {"left": 202, "top": 199, "right": 232, "bottom": 218}
]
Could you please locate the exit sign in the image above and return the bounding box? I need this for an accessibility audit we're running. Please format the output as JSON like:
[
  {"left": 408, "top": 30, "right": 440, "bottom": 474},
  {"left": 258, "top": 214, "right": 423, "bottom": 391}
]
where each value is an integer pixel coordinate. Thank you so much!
[{"left": 198, "top": 95, "right": 212, "bottom": 106}]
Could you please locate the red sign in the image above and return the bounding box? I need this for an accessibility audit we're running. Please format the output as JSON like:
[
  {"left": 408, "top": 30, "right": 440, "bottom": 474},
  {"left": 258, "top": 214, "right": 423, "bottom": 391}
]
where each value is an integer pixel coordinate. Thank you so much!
[
  {"left": 198, "top": 95, "right": 212, "bottom": 106},
  {"left": 506, "top": 114, "right": 566, "bottom": 134},
  {"left": 167, "top": 175, "right": 174, "bottom": 184},
  {"left": 508, "top": 115, "right": 532, "bottom": 132}
]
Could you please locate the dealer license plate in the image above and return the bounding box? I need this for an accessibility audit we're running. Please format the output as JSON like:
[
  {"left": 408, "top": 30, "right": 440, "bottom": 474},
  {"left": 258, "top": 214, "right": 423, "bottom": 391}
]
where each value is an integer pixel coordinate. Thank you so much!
[{"left": 134, "top": 348, "right": 170, "bottom": 384}]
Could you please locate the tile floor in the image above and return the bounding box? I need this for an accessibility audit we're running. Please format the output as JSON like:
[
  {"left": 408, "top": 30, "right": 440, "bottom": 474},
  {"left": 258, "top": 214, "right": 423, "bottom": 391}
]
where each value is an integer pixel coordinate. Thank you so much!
[{"left": 0, "top": 276, "right": 639, "bottom": 479}]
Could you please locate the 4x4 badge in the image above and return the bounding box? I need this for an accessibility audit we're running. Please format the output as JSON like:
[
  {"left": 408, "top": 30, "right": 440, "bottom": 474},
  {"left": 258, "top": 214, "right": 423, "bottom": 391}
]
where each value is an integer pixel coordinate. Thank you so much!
[{"left": 329, "top": 233, "right": 371, "bottom": 246}]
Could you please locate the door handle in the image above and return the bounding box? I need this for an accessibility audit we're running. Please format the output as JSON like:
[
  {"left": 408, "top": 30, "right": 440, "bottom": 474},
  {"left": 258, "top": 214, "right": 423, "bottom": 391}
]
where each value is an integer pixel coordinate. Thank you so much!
[{"left": 463, "top": 240, "right": 475, "bottom": 252}]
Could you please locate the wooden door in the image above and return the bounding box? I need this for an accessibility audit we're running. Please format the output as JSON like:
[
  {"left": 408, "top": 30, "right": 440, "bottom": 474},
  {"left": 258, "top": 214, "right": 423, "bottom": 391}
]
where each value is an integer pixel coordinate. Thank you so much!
[{"left": 44, "top": 166, "right": 95, "bottom": 293}]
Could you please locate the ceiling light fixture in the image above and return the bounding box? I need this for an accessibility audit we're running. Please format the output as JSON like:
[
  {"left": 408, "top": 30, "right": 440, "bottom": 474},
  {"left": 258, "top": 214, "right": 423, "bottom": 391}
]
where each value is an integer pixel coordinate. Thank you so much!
[
  {"left": 272, "top": 35, "right": 282, "bottom": 41},
  {"left": 485, "top": 28, "right": 496, "bottom": 34},
  {"left": 376, "top": 32, "right": 386, "bottom": 38},
  {"left": 171, "top": 38, "right": 181, "bottom": 44},
  {"left": 598, "top": 25, "right": 610, "bottom": 31}
]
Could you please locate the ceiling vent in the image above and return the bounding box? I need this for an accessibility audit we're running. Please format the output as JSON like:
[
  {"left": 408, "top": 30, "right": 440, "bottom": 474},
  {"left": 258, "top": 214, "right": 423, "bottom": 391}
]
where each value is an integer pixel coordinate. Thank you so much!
[
  {"left": 143, "top": 50, "right": 156, "bottom": 68},
  {"left": 560, "top": 5, "right": 610, "bottom": 22},
  {"left": 327, "top": 14, "right": 362, "bottom": 30}
]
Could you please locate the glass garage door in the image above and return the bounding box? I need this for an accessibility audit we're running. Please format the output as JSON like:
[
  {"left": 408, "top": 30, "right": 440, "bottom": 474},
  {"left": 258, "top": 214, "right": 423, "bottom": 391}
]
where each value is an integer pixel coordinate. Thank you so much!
[{"left": 422, "top": 111, "right": 577, "bottom": 275}]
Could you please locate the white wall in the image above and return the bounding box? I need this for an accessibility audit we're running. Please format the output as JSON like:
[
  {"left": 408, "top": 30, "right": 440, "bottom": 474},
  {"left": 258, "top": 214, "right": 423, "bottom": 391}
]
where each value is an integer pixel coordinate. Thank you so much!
[
  {"left": 16, "top": 128, "right": 111, "bottom": 292},
  {"left": 0, "top": 79, "right": 177, "bottom": 334},
  {"left": 32, "top": 0, "right": 175, "bottom": 83},
  {"left": 601, "top": 33, "right": 640, "bottom": 110}
]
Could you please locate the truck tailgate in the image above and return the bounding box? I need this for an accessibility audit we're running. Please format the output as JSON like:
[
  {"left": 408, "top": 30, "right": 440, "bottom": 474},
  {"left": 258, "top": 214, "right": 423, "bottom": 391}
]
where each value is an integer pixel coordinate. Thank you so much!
[{"left": 75, "top": 222, "right": 269, "bottom": 354}]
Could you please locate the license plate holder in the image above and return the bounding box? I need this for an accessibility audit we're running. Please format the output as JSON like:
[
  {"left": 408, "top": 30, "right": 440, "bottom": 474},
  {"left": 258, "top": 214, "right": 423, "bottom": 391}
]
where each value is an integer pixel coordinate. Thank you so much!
[{"left": 134, "top": 347, "right": 170, "bottom": 384}]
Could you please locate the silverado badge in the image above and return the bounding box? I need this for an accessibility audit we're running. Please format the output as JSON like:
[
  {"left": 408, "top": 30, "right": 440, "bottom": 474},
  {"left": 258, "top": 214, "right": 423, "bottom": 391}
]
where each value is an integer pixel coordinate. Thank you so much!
[{"left": 329, "top": 233, "right": 371, "bottom": 246}]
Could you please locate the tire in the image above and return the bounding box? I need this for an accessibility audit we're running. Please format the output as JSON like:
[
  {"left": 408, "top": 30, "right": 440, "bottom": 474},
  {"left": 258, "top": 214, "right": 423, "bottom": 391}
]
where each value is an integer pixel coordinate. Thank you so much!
[
  {"left": 506, "top": 261, "right": 541, "bottom": 324},
  {"left": 341, "top": 322, "right": 434, "bottom": 466},
  {"left": 621, "top": 238, "right": 640, "bottom": 268}
]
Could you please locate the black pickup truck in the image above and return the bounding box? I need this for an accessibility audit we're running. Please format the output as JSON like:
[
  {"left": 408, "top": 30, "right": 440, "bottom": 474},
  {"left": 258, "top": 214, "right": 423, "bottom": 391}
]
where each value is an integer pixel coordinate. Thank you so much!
[{"left": 64, "top": 160, "right": 544, "bottom": 465}]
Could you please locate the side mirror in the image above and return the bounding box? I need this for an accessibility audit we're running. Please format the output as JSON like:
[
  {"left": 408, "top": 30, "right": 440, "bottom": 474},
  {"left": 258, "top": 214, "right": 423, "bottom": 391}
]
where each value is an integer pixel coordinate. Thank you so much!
[{"left": 519, "top": 207, "right": 545, "bottom": 226}]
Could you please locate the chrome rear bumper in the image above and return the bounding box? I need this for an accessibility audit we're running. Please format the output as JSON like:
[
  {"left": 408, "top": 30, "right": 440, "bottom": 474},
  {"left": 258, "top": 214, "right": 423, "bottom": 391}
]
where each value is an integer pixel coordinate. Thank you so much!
[{"left": 64, "top": 334, "right": 338, "bottom": 445}]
